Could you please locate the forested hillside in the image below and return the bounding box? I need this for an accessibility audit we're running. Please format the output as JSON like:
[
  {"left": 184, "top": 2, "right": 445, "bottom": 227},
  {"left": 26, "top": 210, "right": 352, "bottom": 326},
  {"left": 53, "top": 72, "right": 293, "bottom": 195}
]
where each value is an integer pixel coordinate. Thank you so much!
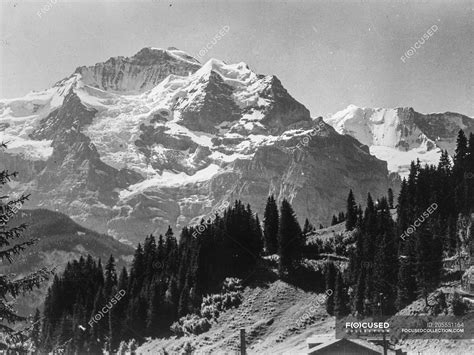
[{"left": 34, "top": 130, "right": 473, "bottom": 354}]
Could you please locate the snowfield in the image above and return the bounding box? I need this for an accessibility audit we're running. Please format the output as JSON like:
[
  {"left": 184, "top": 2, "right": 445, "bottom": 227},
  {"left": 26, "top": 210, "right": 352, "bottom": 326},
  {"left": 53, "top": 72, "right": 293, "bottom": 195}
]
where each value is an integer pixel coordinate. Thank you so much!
[{"left": 327, "top": 105, "right": 473, "bottom": 178}]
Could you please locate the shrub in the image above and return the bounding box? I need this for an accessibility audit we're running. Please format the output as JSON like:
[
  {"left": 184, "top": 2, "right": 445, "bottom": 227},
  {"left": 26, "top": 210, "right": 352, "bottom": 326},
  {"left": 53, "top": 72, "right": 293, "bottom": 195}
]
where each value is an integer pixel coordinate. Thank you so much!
[
  {"left": 181, "top": 341, "right": 194, "bottom": 355},
  {"left": 451, "top": 292, "right": 468, "bottom": 316},
  {"left": 170, "top": 278, "right": 243, "bottom": 336},
  {"left": 170, "top": 314, "right": 211, "bottom": 336},
  {"left": 431, "top": 291, "right": 448, "bottom": 315},
  {"left": 222, "top": 277, "right": 243, "bottom": 293}
]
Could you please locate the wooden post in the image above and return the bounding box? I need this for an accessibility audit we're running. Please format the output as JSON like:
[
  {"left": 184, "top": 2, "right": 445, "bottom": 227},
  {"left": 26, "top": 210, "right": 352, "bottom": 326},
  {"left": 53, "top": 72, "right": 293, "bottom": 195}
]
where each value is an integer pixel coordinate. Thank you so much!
[{"left": 240, "top": 328, "right": 246, "bottom": 355}]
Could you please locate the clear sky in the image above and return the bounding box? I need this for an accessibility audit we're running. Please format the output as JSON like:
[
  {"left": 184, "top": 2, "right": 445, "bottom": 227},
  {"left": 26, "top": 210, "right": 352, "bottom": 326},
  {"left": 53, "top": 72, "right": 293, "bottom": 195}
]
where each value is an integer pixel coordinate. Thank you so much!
[{"left": 0, "top": 0, "right": 472, "bottom": 117}]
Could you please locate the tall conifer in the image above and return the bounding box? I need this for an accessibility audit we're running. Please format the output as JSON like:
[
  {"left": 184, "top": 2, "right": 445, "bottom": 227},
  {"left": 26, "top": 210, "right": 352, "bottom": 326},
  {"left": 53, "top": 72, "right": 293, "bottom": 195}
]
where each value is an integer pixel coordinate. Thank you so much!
[{"left": 263, "top": 195, "right": 279, "bottom": 254}]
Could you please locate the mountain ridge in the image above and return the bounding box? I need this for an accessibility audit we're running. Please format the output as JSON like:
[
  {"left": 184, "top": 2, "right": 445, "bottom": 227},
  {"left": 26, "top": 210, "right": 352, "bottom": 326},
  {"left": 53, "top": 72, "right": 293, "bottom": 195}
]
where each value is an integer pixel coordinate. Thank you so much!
[
  {"left": 0, "top": 47, "right": 408, "bottom": 244},
  {"left": 327, "top": 104, "right": 474, "bottom": 177}
]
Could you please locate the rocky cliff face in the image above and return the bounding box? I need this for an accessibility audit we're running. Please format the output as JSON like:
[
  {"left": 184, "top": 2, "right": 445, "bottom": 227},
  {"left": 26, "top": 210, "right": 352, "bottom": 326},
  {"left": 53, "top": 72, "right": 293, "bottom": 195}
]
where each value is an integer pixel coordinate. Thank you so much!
[
  {"left": 327, "top": 105, "right": 474, "bottom": 177},
  {"left": 0, "top": 48, "right": 389, "bottom": 245},
  {"left": 74, "top": 47, "right": 201, "bottom": 94}
]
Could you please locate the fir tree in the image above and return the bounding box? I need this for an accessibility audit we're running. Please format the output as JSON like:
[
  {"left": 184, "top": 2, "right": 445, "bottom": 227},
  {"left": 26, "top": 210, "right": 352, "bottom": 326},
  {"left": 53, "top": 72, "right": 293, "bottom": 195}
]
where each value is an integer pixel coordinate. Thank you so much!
[
  {"left": 104, "top": 255, "right": 117, "bottom": 299},
  {"left": 302, "top": 218, "right": 315, "bottom": 236},
  {"left": 263, "top": 195, "right": 279, "bottom": 254},
  {"left": 372, "top": 198, "right": 398, "bottom": 314},
  {"left": 454, "top": 130, "right": 468, "bottom": 168},
  {"left": 0, "top": 144, "right": 50, "bottom": 350},
  {"left": 396, "top": 239, "right": 417, "bottom": 310},
  {"left": 337, "top": 212, "right": 345, "bottom": 223},
  {"left": 278, "top": 199, "right": 303, "bottom": 274},
  {"left": 388, "top": 188, "right": 394, "bottom": 209},
  {"left": 345, "top": 189, "right": 357, "bottom": 231},
  {"left": 324, "top": 262, "right": 337, "bottom": 315},
  {"left": 31, "top": 309, "right": 42, "bottom": 350},
  {"left": 454, "top": 130, "right": 469, "bottom": 213},
  {"left": 467, "top": 133, "right": 474, "bottom": 210},
  {"left": 353, "top": 266, "right": 366, "bottom": 315},
  {"left": 437, "top": 150, "right": 451, "bottom": 174},
  {"left": 334, "top": 271, "right": 349, "bottom": 316}
]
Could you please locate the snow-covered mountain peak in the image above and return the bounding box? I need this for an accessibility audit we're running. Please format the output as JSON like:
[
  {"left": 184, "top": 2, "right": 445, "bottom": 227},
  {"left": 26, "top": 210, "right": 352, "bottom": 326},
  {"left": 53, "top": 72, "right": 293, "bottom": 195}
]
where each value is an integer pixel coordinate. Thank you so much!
[
  {"left": 147, "top": 46, "right": 201, "bottom": 65},
  {"left": 327, "top": 105, "right": 474, "bottom": 177},
  {"left": 0, "top": 47, "right": 392, "bottom": 243},
  {"left": 196, "top": 58, "right": 258, "bottom": 87},
  {"left": 72, "top": 47, "right": 201, "bottom": 94}
]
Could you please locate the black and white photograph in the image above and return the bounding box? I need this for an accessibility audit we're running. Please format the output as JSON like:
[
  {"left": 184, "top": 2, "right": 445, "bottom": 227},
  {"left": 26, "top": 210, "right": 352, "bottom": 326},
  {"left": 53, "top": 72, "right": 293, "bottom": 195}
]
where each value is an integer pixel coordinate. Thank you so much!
[{"left": 0, "top": 0, "right": 473, "bottom": 354}]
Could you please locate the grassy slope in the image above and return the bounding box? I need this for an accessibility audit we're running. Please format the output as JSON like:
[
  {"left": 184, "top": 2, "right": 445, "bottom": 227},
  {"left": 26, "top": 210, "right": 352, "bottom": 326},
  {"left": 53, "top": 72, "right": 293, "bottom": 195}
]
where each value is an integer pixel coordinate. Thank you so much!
[
  {"left": 137, "top": 224, "right": 474, "bottom": 355},
  {"left": 138, "top": 225, "right": 341, "bottom": 354},
  {"left": 138, "top": 281, "right": 474, "bottom": 355},
  {"left": 138, "top": 279, "right": 334, "bottom": 355}
]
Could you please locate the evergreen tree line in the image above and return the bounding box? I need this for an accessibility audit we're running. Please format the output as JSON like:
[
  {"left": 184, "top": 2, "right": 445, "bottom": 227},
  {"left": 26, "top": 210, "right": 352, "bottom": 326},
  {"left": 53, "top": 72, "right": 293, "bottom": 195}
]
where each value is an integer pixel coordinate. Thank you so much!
[
  {"left": 37, "top": 201, "right": 263, "bottom": 353},
  {"left": 263, "top": 196, "right": 314, "bottom": 273},
  {"left": 36, "top": 197, "right": 316, "bottom": 353},
  {"left": 332, "top": 130, "right": 474, "bottom": 317}
]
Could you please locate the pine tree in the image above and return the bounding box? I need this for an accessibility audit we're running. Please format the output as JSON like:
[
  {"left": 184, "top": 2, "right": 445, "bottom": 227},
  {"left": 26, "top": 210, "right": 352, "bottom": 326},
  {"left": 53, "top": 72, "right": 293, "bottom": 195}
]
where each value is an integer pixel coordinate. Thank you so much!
[
  {"left": 90, "top": 286, "right": 107, "bottom": 342},
  {"left": 466, "top": 133, "right": 474, "bottom": 210},
  {"left": 263, "top": 195, "right": 279, "bottom": 254},
  {"left": 454, "top": 130, "right": 469, "bottom": 213},
  {"left": 388, "top": 188, "right": 394, "bottom": 209},
  {"left": 345, "top": 189, "right": 358, "bottom": 231},
  {"left": 129, "top": 244, "right": 145, "bottom": 297},
  {"left": 396, "top": 240, "right": 417, "bottom": 310},
  {"left": 334, "top": 271, "right": 349, "bottom": 316},
  {"left": 415, "top": 222, "right": 443, "bottom": 308},
  {"left": 372, "top": 198, "right": 398, "bottom": 314},
  {"left": 437, "top": 150, "right": 451, "bottom": 174},
  {"left": 338, "top": 212, "right": 345, "bottom": 223},
  {"left": 31, "top": 309, "right": 42, "bottom": 350},
  {"left": 356, "top": 205, "right": 363, "bottom": 227},
  {"left": 278, "top": 199, "right": 303, "bottom": 274},
  {"left": 302, "top": 218, "right": 315, "bottom": 236},
  {"left": 454, "top": 130, "right": 468, "bottom": 168},
  {"left": 353, "top": 266, "right": 366, "bottom": 315},
  {"left": 0, "top": 144, "right": 50, "bottom": 350},
  {"left": 112, "top": 267, "right": 129, "bottom": 344},
  {"left": 324, "top": 262, "right": 337, "bottom": 315},
  {"left": 104, "top": 255, "right": 117, "bottom": 299},
  {"left": 331, "top": 215, "right": 338, "bottom": 226}
]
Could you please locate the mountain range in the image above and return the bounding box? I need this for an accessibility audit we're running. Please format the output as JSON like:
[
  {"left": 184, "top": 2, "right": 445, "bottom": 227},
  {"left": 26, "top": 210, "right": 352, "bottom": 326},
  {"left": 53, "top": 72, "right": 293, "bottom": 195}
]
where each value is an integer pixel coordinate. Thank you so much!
[
  {"left": 0, "top": 47, "right": 471, "bottom": 245},
  {"left": 327, "top": 105, "right": 474, "bottom": 177}
]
